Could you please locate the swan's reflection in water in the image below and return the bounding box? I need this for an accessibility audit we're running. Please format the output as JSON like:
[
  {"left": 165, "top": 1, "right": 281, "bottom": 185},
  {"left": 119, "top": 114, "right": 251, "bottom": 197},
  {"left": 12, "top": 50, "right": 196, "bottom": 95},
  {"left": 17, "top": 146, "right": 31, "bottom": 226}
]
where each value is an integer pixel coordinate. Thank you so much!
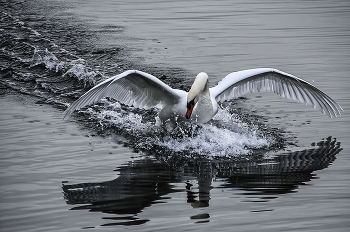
[{"left": 62, "top": 137, "right": 342, "bottom": 226}]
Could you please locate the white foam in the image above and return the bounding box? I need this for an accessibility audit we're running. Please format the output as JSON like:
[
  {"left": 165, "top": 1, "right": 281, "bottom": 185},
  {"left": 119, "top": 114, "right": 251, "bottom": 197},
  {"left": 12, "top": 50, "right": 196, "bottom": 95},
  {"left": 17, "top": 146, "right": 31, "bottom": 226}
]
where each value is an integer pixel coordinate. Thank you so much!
[
  {"left": 84, "top": 103, "right": 272, "bottom": 158},
  {"left": 158, "top": 123, "right": 270, "bottom": 157}
]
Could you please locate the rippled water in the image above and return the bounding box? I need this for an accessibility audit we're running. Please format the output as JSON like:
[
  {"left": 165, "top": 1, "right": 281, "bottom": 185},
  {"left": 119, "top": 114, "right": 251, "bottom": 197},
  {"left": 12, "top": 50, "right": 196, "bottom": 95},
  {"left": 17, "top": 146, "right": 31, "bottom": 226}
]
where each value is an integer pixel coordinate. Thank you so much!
[{"left": 1, "top": 0, "right": 350, "bottom": 231}]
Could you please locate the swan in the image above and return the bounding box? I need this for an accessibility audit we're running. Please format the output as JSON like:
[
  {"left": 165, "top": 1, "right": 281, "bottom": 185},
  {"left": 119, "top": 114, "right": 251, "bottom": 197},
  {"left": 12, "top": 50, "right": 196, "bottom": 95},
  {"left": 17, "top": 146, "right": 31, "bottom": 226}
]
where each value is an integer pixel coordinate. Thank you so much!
[{"left": 63, "top": 68, "right": 343, "bottom": 125}]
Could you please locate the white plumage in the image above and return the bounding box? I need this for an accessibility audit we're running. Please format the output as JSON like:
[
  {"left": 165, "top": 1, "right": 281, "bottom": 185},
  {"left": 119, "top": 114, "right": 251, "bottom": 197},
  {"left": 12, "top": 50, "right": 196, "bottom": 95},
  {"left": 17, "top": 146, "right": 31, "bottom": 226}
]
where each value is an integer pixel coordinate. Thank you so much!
[{"left": 63, "top": 68, "right": 343, "bottom": 123}]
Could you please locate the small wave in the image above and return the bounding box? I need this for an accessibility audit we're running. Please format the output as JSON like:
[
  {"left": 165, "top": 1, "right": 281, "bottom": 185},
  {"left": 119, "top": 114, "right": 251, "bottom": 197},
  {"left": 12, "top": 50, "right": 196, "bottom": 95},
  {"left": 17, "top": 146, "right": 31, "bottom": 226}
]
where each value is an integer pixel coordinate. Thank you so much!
[
  {"left": 29, "top": 48, "right": 59, "bottom": 69},
  {"left": 27, "top": 49, "right": 101, "bottom": 87},
  {"left": 61, "top": 59, "right": 101, "bottom": 87}
]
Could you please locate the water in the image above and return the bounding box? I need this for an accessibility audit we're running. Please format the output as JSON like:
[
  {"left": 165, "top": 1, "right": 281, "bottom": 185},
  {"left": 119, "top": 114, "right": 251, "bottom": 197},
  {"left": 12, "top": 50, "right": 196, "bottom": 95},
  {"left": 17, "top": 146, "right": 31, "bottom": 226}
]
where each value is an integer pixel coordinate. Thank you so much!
[{"left": 1, "top": 0, "right": 350, "bottom": 231}]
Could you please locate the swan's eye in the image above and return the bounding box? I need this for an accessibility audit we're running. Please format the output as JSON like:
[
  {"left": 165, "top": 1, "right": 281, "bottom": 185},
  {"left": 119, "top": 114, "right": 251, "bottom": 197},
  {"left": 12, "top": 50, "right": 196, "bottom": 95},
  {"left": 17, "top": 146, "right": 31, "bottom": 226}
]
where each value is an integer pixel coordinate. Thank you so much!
[{"left": 187, "top": 99, "right": 195, "bottom": 109}]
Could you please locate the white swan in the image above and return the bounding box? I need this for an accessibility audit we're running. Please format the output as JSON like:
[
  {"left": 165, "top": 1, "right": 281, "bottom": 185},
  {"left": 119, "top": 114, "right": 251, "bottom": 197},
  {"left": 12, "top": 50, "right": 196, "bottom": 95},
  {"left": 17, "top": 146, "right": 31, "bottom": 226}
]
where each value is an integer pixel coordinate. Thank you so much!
[{"left": 63, "top": 68, "right": 343, "bottom": 124}]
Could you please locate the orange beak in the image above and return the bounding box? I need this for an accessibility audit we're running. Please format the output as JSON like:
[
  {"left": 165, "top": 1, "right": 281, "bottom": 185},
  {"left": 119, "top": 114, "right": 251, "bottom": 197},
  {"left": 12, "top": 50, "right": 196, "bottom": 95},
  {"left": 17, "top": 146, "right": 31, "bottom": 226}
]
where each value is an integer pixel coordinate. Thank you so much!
[{"left": 185, "top": 102, "right": 194, "bottom": 119}]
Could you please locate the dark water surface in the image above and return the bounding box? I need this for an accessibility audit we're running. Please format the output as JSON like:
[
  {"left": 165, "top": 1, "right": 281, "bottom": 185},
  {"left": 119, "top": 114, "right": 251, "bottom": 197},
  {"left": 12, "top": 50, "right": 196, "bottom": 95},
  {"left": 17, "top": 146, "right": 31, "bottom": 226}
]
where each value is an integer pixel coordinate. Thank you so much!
[{"left": 1, "top": 0, "right": 350, "bottom": 231}]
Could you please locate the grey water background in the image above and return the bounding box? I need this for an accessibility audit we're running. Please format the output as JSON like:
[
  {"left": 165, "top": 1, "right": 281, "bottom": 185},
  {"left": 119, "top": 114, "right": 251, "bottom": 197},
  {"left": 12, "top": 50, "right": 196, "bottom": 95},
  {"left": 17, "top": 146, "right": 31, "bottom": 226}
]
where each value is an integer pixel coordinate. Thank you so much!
[{"left": 1, "top": 0, "right": 350, "bottom": 231}]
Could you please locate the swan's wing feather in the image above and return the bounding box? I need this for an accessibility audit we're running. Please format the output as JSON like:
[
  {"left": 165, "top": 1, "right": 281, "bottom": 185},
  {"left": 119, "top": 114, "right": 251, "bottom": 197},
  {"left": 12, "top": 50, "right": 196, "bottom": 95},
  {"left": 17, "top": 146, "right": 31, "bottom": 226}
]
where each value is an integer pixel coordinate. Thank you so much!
[
  {"left": 210, "top": 68, "right": 343, "bottom": 118},
  {"left": 63, "top": 70, "right": 182, "bottom": 119}
]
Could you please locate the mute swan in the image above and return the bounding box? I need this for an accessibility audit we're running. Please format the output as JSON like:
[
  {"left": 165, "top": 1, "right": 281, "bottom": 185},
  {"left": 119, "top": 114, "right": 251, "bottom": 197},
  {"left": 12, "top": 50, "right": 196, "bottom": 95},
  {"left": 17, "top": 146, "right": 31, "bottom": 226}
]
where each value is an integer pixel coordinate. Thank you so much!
[{"left": 63, "top": 68, "right": 343, "bottom": 124}]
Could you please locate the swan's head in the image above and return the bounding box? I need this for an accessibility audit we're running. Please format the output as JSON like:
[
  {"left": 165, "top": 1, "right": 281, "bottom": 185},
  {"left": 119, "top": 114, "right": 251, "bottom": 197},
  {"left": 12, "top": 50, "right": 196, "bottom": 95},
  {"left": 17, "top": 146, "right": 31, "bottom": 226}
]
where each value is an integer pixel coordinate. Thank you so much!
[{"left": 186, "top": 72, "right": 209, "bottom": 119}]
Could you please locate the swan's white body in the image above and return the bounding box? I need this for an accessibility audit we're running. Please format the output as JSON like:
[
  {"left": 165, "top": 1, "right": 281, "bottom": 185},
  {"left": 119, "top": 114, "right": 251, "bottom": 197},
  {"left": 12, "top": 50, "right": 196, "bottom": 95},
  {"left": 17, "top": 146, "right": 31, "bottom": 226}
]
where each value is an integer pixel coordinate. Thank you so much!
[{"left": 63, "top": 68, "right": 343, "bottom": 123}]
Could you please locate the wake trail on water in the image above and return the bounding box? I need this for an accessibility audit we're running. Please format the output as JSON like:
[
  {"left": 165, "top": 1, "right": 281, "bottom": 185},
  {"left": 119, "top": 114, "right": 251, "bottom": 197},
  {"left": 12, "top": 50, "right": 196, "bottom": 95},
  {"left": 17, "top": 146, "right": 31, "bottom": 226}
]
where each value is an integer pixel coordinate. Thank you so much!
[{"left": 0, "top": 11, "right": 284, "bottom": 158}]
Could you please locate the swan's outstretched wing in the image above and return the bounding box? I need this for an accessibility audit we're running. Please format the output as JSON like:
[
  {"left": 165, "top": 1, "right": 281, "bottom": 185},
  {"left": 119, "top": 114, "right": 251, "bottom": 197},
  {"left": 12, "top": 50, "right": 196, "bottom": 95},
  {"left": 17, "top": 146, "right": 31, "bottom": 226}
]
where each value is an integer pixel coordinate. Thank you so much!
[
  {"left": 210, "top": 68, "right": 343, "bottom": 118},
  {"left": 63, "top": 70, "right": 184, "bottom": 119}
]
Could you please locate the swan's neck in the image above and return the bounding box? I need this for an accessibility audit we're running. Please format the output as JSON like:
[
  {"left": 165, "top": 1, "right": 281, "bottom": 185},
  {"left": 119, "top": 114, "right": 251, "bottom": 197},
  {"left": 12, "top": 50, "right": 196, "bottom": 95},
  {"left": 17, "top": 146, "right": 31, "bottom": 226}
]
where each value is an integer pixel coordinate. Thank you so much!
[
  {"left": 199, "top": 80, "right": 210, "bottom": 99},
  {"left": 192, "top": 80, "right": 216, "bottom": 122},
  {"left": 186, "top": 72, "right": 217, "bottom": 123}
]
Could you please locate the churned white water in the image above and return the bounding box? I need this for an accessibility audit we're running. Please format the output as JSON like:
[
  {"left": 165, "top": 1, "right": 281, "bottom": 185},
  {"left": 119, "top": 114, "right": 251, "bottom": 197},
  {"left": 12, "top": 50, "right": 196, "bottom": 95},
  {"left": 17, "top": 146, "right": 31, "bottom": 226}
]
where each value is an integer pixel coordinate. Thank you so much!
[{"left": 86, "top": 101, "right": 272, "bottom": 157}]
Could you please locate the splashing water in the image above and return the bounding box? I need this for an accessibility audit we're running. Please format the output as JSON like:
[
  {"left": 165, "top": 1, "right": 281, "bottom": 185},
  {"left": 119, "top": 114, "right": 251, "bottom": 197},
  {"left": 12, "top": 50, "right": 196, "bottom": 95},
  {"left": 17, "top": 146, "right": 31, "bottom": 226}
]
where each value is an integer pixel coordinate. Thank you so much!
[{"left": 81, "top": 100, "right": 273, "bottom": 158}]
